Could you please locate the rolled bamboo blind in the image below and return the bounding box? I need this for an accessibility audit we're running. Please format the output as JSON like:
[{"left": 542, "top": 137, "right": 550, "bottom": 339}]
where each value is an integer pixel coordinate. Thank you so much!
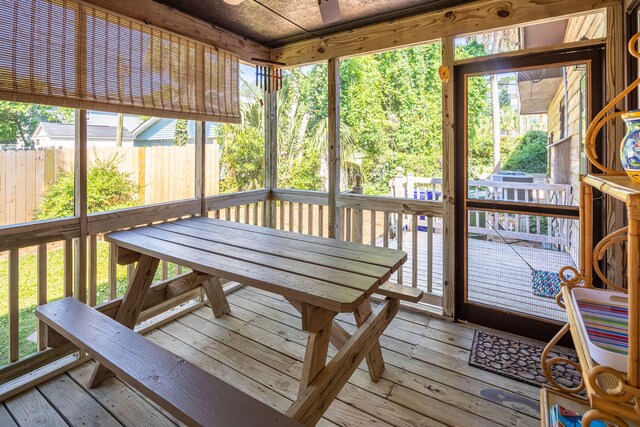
[{"left": 0, "top": 0, "right": 240, "bottom": 123}]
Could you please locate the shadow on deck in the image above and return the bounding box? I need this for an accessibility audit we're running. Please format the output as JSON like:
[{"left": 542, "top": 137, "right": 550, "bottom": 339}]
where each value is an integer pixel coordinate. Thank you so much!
[
  {"left": 0, "top": 287, "right": 543, "bottom": 427},
  {"left": 385, "top": 230, "right": 570, "bottom": 322}
]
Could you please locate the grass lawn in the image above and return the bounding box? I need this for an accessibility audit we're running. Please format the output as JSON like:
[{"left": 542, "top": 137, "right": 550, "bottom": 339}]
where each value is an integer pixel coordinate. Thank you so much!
[{"left": 0, "top": 241, "right": 179, "bottom": 366}]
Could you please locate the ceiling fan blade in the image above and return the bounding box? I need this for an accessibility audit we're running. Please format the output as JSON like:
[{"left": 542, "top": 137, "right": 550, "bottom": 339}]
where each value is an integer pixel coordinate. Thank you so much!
[{"left": 318, "top": 0, "right": 341, "bottom": 24}]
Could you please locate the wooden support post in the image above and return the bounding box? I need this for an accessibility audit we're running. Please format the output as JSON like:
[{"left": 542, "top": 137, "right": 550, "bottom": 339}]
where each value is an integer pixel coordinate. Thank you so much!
[
  {"left": 441, "top": 36, "right": 456, "bottom": 318},
  {"left": 298, "top": 302, "right": 336, "bottom": 394},
  {"left": 89, "top": 254, "right": 160, "bottom": 388},
  {"left": 37, "top": 244, "right": 48, "bottom": 351},
  {"left": 286, "top": 298, "right": 398, "bottom": 426},
  {"left": 627, "top": 210, "right": 639, "bottom": 388},
  {"left": 8, "top": 249, "right": 19, "bottom": 363},
  {"left": 605, "top": 5, "right": 626, "bottom": 288},
  {"left": 353, "top": 298, "right": 385, "bottom": 381},
  {"left": 352, "top": 175, "right": 363, "bottom": 243},
  {"left": 88, "top": 234, "right": 98, "bottom": 307},
  {"left": 328, "top": 58, "right": 342, "bottom": 239},
  {"left": 64, "top": 240, "right": 73, "bottom": 298},
  {"left": 74, "top": 109, "right": 88, "bottom": 303},
  {"left": 202, "top": 276, "right": 231, "bottom": 318},
  {"left": 195, "top": 121, "right": 207, "bottom": 217},
  {"left": 265, "top": 90, "right": 278, "bottom": 228},
  {"left": 287, "top": 297, "right": 351, "bottom": 351}
]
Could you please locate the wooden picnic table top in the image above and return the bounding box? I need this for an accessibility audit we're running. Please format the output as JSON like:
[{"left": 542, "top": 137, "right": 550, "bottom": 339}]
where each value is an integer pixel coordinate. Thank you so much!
[{"left": 105, "top": 217, "right": 407, "bottom": 313}]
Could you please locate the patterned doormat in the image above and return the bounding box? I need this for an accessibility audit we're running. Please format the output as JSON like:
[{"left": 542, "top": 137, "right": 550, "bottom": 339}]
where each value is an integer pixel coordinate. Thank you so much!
[{"left": 469, "top": 331, "right": 582, "bottom": 389}]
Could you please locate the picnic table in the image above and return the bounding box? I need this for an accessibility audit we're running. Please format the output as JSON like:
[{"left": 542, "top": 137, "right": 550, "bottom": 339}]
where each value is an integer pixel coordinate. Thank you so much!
[{"left": 40, "top": 217, "right": 421, "bottom": 426}]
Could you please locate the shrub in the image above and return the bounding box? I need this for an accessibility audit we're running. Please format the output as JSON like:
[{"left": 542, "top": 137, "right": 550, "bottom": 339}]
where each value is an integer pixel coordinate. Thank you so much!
[
  {"left": 503, "top": 130, "right": 548, "bottom": 174},
  {"left": 35, "top": 155, "right": 140, "bottom": 220},
  {"left": 174, "top": 119, "right": 188, "bottom": 146}
]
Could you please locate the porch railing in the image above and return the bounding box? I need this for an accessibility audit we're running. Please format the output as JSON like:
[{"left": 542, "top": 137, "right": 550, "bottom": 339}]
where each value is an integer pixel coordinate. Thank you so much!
[
  {"left": 0, "top": 189, "right": 268, "bottom": 395},
  {"left": 272, "top": 180, "right": 444, "bottom": 308},
  {"left": 391, "top": 173, "right": 574, "bottom": 248},
  {"left": 1, "top": 181, "right": 445, "bottom": 397}
]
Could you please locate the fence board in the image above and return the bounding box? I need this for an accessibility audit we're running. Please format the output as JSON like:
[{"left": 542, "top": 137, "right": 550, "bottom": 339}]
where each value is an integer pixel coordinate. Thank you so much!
[{"left": 0, "top": 145, "right": 216, "bottom": 226}]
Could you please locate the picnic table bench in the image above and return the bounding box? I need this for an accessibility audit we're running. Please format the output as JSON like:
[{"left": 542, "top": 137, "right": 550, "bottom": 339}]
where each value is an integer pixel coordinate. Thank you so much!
[{"left": 37, "top": 217, "right": 422, "bottom": 426}]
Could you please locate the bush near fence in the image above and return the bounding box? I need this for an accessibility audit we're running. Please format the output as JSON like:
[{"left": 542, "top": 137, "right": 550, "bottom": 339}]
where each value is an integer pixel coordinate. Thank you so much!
[{"left": 0, "top": 145, "right": 219, "bottom": 226}]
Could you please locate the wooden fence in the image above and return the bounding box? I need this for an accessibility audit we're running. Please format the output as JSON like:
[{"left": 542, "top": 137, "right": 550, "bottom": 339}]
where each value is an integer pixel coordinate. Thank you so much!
[{"left": 0, "top": 145, "right": 219, "bottom": 226}]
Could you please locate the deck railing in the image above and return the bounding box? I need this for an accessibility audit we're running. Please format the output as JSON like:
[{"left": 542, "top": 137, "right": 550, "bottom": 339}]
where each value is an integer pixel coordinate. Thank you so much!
[
  {"left": 391, "top": 173, "right": 574, "bottom": 248},
  {"left": 272, "top": 181, "right": 444, "bottom": 308},
  {"left": 0, "top": 189, "right": 268, "bottom": 396},
  {"left": 0, "top": 182, "right": 444, "bottom": 398}
]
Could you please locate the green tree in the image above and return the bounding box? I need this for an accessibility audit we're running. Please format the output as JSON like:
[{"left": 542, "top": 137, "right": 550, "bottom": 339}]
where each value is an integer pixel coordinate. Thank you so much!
[
  {"left": 0, "top": 101, "right": 73, "bottom": 146},
  {"left": 174, "top": 119, "right": 189, "bottom": 146},
  {"left": 503, "top": 130, "right": 548, "bottom": 173},
  {"left": 35, "top": 155, "right": 140, "bottom": 219},
  {"left": 218, "top": 98, "right": 265, "bottom": 192},
  {"left": 219, "top": 41, "right": 498, "bottom": 194}
]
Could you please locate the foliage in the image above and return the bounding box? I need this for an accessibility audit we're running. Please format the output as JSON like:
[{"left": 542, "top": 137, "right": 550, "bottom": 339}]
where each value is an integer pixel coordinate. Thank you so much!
[
  {"left": 218, "top": 37, "right": 519, "bottom": 194},
  {"left": 34, "top": 155, "right": 140, "bottom": 219},
  {"left": 0, "top": 101, "right": 73, "bottom": 146},
  {"left": 174, "top": 119, "right": 189, "bottom": 146},
  {"left": 219, "top": 98, "right": 265, "bottom": 193},
  {"left": 503, "top": 130, "right": 549, "bottom": 173}
]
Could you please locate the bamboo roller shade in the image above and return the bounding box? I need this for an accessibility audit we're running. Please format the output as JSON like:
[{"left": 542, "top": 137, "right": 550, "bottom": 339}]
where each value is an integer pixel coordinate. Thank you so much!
[{"left": 0, "top": 0, "right": 240, "bottom": 123}]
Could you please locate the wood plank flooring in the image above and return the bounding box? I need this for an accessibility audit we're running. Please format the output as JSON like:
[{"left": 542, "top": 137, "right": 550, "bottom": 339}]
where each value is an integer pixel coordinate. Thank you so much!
[
  {"left": 387, "top": 231, "right": 570, "bottom": 321},
  {"left": 1, "top": 288, "right": 545, "bottom": 426}
]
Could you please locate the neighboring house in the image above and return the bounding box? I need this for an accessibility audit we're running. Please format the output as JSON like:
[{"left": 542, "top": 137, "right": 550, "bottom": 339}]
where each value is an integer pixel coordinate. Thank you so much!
[
  {"left": 32, "top": 122, "right": 136, "bottom": 148},
  {"left": 0, "top": 141, "right": 17, "bottom": 150},
  {"left": 132, "top": 118, "right": 218, "bottom": 146},
  {"left": 32, "top": 113, "right": 219, "bottom": 148},
  {"left": 86, "top": 111, "right": 142, "bottom": 131}
]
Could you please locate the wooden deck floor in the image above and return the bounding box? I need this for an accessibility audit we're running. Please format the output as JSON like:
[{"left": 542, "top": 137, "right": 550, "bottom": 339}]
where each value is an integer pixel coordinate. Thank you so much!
[
  {"left": 387, "top": 230, "right": 571, "bottom": 321},
  {"left": 1, "top": 287, "right": 546, "bottom": 427}
]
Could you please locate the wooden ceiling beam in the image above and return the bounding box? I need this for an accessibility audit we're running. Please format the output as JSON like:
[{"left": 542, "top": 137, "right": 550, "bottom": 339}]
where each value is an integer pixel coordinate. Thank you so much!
[
  {"left": 81, "top": 0, "right": 269, "bottom": 63},
  {"left": 271, "top": 0, "right": 621, "bottom": 67}
]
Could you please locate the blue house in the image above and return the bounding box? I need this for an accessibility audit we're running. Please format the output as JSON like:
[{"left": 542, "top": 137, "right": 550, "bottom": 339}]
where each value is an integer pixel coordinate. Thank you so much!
[{"left": 132, "top": 118, "right": 219, "bottom": 146}]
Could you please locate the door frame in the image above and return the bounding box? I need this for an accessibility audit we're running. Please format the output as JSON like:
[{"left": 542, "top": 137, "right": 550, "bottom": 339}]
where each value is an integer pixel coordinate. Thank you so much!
[{"left": 453, "top": 46, "right": 605, "bottom": 342}]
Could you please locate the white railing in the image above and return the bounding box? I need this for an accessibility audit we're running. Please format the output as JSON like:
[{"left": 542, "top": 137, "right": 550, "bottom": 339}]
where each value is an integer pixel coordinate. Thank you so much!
[{"left": 390, "top": 174, "right": 573, "bottom": 248}]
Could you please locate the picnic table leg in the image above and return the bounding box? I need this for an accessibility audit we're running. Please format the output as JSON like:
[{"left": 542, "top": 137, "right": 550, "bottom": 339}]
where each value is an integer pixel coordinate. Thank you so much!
[
  {"left": 88, "top": 254, "right": 160, "bottom": 388},
  {"left": 286, "top": 297, "right": 349, "bottom": 350},
  {"left": 202, "top": 277, "right": 231, "bottom": 318},
  {"left": 354, "top": 297, "right": 385, "bottom": 381},
  {"left": 292, "top": 301, "right": 337, "bottom": 394},
  {"left": 287, "top": 298, "right": 399, "bottom": 426}
]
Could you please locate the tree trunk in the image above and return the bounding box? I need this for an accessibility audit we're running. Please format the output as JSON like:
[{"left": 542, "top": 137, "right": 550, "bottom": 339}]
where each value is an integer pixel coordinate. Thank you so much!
[
  {"left": 491, "top": 74, "right": 501, "bottom": 173},
  {"left": 490, "top": 33, "right": 502, "bottom": 174}
]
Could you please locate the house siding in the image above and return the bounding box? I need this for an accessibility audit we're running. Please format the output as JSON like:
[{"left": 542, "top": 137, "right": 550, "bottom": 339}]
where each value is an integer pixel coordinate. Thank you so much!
[
  {"left": 134, "top": 120, "right": 218, "bottom": 146},
  {"left": 546, "top": 11, "right": 605, "bottom": 201}
]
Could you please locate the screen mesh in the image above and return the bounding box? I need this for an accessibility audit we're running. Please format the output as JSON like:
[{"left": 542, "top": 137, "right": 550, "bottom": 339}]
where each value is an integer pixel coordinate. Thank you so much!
[{"left": 0, "top": 0, "right": 240, "bottom": 123}]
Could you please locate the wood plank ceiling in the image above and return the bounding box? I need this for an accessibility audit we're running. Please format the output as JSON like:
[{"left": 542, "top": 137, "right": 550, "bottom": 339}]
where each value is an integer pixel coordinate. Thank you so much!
[{"left": 153, "top": 0, "right": 475, "bottom": 47}]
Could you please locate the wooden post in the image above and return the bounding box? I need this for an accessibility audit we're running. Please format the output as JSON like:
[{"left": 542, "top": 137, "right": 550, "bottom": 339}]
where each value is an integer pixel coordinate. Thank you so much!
[
  {"left": 202, "top": 277, "right": 231, "bottom": 318},
  {"left": 137, "top": 147, "right": 146, "bottom": 203},
  {"left": 8, "top": 249, "right": 19, "bottom": 362},
  {"left": 328, "top": 58, "right": 342, "bottom": 239},
  {"left": 406, "top": 173, "right": 414, "bottom": 231},
  {"left": 393, "top": 168, "right": 405, "bottom": 197},
  {"left": 74, "top": 109, "right": 88, "bottom": 303},
  {"left": 352, "top": 175, "right": 363, "bottom": 243},
  {"left": 264, "top": 90, "right": 277, "bottom": 228},
  {"left": 37, "top": 244, "right": 47, "bottom": 351},
  {"left": 406, "top": 173, "right": 415, "bottom": 199},
  {"left": 195, "top": 121, "right": 207, "bottom": 217},
  {"left": 605, "top": 5, "right": 626, "bottom": 288},
  {"left": 89, "top": 254, "right": 160, "bottom": 388},
  {"left": 442, "top": 36, "right": 456, "bottom": 318}
]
